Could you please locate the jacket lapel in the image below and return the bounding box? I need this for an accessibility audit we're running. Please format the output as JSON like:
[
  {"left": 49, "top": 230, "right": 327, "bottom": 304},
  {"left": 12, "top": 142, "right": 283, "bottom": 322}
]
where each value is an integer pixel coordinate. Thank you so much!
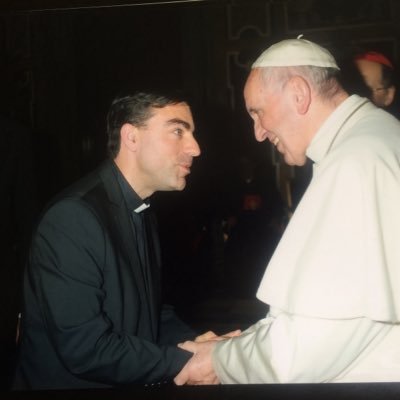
[{"left": 98, "top": 160, "right": 157, "bottom": 339}]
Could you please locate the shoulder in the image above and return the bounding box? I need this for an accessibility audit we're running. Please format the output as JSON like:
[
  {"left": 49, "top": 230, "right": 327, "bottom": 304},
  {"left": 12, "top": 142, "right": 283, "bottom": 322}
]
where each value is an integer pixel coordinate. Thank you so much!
[
  {"left": 39, "top": 167, "right": 111, "bottom": 234},
  {"left": 38, "top": 197, "right": 104, "bottom": 242},
  {"left": 329, "top": 111, "right": 400, "bottom": 171},
  {"left": 47, "top": 161, "right": 115, "bottom": 215}
]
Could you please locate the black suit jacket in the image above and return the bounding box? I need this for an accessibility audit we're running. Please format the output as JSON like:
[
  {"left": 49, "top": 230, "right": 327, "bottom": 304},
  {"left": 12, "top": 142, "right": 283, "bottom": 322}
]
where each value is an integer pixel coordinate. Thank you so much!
[{"left": 13, "top": 160, "right": 193, "bottom": 390}]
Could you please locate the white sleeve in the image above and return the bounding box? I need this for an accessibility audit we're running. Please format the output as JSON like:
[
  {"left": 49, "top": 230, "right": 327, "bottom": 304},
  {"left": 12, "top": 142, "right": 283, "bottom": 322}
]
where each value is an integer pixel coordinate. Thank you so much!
[{"left": 212, "top": 309, "right": 387, "bottom": 383}]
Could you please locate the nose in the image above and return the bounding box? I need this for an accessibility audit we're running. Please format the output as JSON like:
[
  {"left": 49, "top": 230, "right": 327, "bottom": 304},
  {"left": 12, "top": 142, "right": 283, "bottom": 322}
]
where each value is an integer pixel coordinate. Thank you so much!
[
  {"left": 254, "top": 119, "right": 267, "bottom": 142},
  {"left": 186, "top": 134, "right": 201, "bottom": 157}
]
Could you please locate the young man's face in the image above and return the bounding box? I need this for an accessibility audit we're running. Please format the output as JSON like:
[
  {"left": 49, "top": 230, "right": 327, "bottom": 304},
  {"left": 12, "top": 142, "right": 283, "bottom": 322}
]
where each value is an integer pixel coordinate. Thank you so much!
[{"left": 133, "top": 102, "right": 200, "bottom": 196}]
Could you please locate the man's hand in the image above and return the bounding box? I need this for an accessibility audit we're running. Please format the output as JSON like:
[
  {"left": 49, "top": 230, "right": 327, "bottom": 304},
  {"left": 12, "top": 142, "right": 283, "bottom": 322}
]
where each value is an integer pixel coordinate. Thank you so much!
[
  {"left": 175, "top": 329, "right": 241, "bottom": 385},
  {"left": 174, "top": 340, "right": 219, "bottom": 385},
  {"left": 194, "top": 331, "right": 218, "bottom": 342}
]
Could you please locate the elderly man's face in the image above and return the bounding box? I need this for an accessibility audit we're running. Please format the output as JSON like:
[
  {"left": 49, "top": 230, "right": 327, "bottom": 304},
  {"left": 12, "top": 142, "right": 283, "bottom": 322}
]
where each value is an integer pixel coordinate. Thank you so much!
[
  {"left": 244, "top": 69, "right": 309, "bottom": 166},
  {"left": 355, "top": 59, "right": 394, "bottom": 107}
]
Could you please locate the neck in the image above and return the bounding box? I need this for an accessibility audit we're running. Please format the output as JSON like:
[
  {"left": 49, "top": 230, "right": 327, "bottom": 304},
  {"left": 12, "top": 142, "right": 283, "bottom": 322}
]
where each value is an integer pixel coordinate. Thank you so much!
[
  {"left": 306, "top": 89, "right": 349, "bottom": 142},
  {"left": 114, "top": 152, "right": 153, "bottom": 200}
]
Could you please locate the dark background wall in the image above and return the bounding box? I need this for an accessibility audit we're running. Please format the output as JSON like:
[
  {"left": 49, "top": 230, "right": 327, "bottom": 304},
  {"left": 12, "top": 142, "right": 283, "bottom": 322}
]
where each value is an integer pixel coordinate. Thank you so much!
[
  {"left": 2, "top": 0, "right": 399, "bottom": 200},
  {"left": 1, "top": 1, "right": 400, "bottom": 389},
  {"left": 1, "top": 0, "right": 400, "bottom": 312}
]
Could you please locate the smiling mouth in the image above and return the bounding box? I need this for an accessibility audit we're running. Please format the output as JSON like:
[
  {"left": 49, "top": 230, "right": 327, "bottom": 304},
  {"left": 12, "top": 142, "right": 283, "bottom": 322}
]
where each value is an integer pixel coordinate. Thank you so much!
[{"left": 272, "top": 137, "right": 280, "bottom": 146}]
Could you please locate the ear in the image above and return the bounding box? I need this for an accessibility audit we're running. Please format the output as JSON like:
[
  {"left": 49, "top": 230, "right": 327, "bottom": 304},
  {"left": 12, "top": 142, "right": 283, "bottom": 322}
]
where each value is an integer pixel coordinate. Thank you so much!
[
  {"left": 383, "top": 85, "right": 395, "bottom": 107},
  {"left": 120, "top": 123, "right": 139, "bottom": 152},
  {"left": 287, "top": 76, "right": 311, "bottom": 115}
]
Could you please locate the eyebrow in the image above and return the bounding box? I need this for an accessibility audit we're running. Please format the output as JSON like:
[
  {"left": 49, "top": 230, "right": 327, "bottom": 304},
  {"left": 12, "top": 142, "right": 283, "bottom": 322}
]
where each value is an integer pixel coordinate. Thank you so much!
[{"left": 165, "top": 118, "right": 192, "bottom": 130}]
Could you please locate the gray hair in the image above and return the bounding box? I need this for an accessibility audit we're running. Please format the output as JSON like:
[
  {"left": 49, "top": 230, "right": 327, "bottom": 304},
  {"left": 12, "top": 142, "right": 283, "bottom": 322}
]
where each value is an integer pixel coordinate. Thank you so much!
[{"left": 258, "top": 65, "right": 342, "bottom": 100}]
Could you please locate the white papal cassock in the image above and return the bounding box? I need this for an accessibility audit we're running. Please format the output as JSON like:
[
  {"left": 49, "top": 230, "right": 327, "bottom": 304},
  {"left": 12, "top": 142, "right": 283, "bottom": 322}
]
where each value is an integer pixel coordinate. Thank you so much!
[{"left": 213, "top": 95, "right": 400, "bottom": 383}]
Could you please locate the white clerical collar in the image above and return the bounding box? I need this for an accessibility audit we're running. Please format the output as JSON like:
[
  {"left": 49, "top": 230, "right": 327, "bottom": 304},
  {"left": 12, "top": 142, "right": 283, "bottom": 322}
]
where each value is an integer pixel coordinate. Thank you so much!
[{"left": 133, "top": 203, "right": 150, "bottom": 213}]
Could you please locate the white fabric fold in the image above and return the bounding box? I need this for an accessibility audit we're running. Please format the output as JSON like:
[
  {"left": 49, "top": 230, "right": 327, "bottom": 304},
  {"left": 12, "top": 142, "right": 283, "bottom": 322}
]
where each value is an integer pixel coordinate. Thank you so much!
[{"left": 257, "top": 96, "right": 400, "bottom": 321}]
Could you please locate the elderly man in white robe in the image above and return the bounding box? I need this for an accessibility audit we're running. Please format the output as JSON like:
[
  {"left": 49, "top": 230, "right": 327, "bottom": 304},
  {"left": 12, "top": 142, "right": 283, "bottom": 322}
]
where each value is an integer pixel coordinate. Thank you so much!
[{"left": 174, "top": 36, "right": 400, "bottom": 385}]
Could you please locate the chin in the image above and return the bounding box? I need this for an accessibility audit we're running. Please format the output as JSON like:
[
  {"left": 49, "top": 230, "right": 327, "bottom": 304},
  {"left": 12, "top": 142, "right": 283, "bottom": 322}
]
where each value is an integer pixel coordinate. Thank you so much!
[
  {"left": 173, "top": 180, "right": 187, "bottom": 191},
  {"left": 284, "top": 154, "right": 306, "bottom": 166},
  {"left": 283, "top": 157, "right": 296, "bottom": 166}
]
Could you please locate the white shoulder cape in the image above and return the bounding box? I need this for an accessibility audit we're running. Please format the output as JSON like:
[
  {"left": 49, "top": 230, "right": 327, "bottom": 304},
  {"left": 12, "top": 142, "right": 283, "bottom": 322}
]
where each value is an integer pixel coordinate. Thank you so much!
[{"left": 257, "top": 98, "right": 400, "bottom": 321}]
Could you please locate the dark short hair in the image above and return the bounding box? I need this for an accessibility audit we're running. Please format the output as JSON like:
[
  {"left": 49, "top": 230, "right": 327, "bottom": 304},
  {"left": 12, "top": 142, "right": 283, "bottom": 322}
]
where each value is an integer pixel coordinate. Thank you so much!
[{"left": 106, "top": 91, "right": 190, "bottom": 158}]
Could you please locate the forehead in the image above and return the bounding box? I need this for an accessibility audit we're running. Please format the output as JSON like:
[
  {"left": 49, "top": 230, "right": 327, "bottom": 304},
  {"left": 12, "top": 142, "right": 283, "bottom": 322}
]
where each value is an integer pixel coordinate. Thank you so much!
[
  {"left": 148, "top": 102, "right": 194, "bottom": 130},
  {"left": 245, "top": 69, "right": 261, "bottom": 92},
  {"left": 244, "top": 69, "right": 269, "bottom": 107}
]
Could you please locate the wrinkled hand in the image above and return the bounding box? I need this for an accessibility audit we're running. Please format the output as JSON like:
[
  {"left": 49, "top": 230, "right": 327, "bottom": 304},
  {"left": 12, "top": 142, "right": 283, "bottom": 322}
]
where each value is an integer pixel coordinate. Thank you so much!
[
  {"left": 194, "top": 331, "right": 218, "bottom": 342},
  {"left": 175, "top": 329, "right": 241, "bottom": 385},
  {"left": 174, "top": 340, "right": 219, "bottom": 385}
]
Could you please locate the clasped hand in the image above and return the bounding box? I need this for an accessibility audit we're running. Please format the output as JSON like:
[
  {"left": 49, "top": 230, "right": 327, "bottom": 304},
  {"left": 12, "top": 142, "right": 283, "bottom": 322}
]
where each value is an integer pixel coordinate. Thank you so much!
[{"left": 174, "top": 329, "right": 241, "bottom": 385}]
